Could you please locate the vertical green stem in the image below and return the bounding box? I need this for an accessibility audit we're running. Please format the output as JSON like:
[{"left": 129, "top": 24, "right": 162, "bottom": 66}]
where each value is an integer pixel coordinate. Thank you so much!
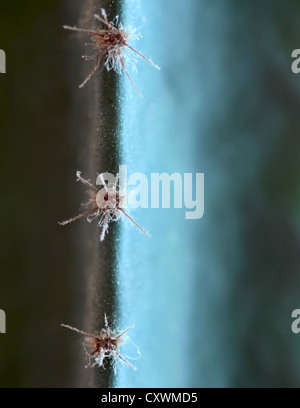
[{"left": 82, "top": 0, "right": 122, "bottom": 388}]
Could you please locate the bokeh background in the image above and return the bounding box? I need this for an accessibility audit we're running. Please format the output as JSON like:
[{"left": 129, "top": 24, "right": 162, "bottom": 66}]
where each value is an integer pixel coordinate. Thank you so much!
[{"left": 1, "top": 0, "right": 300, "bottom": 388}]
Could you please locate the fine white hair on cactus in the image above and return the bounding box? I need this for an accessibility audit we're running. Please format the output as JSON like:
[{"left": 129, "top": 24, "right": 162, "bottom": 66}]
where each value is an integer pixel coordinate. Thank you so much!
[
  {"left": 63, "top": 8, "right": 160, "bottom": 94},
  {"left": 61, "top": 314, "right": 137, "bottom": 371},
  {"left": 58, "top": 171, "right": 150, "bottom": 242}
]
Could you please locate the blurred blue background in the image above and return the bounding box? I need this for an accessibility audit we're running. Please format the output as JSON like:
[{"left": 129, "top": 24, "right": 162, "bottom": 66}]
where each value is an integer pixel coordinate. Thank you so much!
[
  {"left": 117, "top": 0, "right": 300, "bottom": 388},
  {"left": 1, "top": 0, "right": 300, "bottom": 388}
]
